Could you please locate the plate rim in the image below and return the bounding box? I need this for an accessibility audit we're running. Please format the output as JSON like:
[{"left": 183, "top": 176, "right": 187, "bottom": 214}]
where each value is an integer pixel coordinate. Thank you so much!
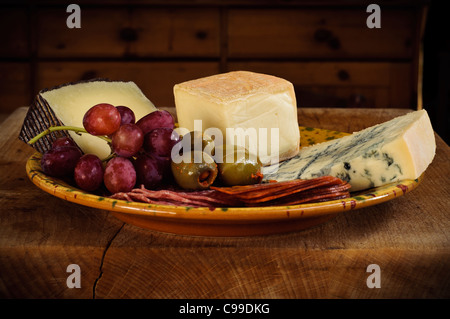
[{"left": 26, "top": 151, "right": 422, "bottom": 224}]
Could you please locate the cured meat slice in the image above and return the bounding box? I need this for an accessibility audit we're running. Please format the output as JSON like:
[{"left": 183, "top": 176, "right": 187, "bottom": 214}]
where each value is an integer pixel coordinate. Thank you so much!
[{"left": 110, "top": 176, "right": 350, "bottom": 208}]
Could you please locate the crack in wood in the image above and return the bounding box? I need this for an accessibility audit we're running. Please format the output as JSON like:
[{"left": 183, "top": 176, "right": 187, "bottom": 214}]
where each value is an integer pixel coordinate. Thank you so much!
[{"left": 92, "top": 222, "right": 125, "bottom": 299}]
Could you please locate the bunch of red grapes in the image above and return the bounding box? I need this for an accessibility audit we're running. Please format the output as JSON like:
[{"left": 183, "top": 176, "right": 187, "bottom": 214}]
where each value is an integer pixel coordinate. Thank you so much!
[{"left": 40, "top": 103, "right": 179, "bottom": 194}]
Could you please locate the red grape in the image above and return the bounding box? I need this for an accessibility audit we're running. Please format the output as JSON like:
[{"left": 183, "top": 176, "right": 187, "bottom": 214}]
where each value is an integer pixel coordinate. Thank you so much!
[
  {"left": 41, "top": 146, "right": 82, "bottom": 177},
  {"left": 104, "top": 157, "right": 136, "bottom": 194},
  {"left": 136, "top": 110, "right": 174, "bottom": 135},
  {"left": 116, "top": 105, "right": 135, "bottom": 125},
  {"left": 74, "top": 154, "right": 104, "bottom": 191},
  {"left": 83, "top": 103, "right": 121, "bottom": 136},
  {"left": 142, "top": 128, "right": 180, "bottom": 158},
  {"left": 134, "top": 153, "right": 164, "bottom": 189},
  {"left": 111, "top": 123, "right": 144, "bottom": 157},
  {"left": 52, "top": 136, "right": 77, "bottom": 149},
  {"left": 155, "top": 156, "right": 172, "bottom": 181}
]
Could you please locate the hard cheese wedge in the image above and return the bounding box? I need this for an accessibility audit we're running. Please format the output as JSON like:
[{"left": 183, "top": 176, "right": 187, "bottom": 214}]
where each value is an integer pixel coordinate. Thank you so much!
[
  {"left": 20, "top": 80, "right": 156, "bottom": 159},
  {"left": 174, "top": 71, "right": 300, "bottom": 166},
  {"left": 263, "top": 110, "right": 436, "bottom": 192}
]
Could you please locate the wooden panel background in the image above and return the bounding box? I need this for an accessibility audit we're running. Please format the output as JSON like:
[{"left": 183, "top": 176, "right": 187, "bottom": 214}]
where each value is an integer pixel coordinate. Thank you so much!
[
  {"left": 228, "top": 8, "right": 415, "bottom": 59},
  {"left": 0, "top": 8, "right": 29, "bottom": 58},
  {"left": 37, "top": 7, "right": 221, "bottom": 58},
  {"left": 0, "top": 2, "right": 426, "bottom": 114},
  {"left": 0, "top": 63, "right": 31, "bottom": 114}
]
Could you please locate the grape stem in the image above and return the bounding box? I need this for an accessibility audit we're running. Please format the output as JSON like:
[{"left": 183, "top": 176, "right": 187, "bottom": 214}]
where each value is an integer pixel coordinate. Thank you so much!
[
  {"left": 101, "top": 153, "right": 115, "bottom": 162},
  {"left": 27, "top": 125, "right": 112, "bottom": 145}
]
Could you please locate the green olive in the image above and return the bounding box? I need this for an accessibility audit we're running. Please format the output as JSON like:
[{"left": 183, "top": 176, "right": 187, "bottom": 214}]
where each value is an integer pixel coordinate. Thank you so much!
[
  {"left": 181, "top": 131, "right": 215, "bottom": 156},
  {"left": 171, "top": 151, "right": 218, "bottom": 190},
  {"left": 216, "top": 144, "right": 263, "bottom": 186}
]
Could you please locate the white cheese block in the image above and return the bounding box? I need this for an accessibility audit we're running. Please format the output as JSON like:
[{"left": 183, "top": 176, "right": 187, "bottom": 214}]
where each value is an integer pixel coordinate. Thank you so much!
[
  {"left": 40, "top": 80, "right": 156, "bottom": 159},
  {"left": 263, "top": 109, "right": 436, "bottom": 192},
  {"left": 174, "top": 71, "right": 300, "bottom": 166}
]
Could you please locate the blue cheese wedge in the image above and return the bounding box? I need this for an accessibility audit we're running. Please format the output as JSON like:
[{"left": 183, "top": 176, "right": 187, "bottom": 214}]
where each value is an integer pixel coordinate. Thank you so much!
[
  {"left": 263, "top": 110, "right": 436, "bottom": 192},
  {"left": 174, "top": 71, "right": 300, "bottom": 166}
]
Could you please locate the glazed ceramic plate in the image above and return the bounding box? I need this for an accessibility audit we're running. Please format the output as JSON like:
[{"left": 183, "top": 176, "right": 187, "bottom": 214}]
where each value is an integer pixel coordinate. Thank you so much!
[{"left": 26, "top": 127, "right": 422, "bottom": 237}]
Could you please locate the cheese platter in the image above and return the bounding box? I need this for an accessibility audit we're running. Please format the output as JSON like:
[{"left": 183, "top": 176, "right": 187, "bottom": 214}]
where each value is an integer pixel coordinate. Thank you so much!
[
  {"left": 19, "top": 72, "right": 435, "bottom": 236},
  {"left": 25, "top": 125, "right": 422, "bottom": 237}
]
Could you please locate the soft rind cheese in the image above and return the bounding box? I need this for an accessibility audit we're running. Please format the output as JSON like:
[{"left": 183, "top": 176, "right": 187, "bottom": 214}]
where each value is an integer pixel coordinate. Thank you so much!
[
  {"left": 263, "top": 110, "right": 436, "bottom": 192},
  {"left": 174, "top": 71, "right": 300, "bottom": 166},
  {"left": 20, "top": 80, "right": 156, "bottom": 159}
]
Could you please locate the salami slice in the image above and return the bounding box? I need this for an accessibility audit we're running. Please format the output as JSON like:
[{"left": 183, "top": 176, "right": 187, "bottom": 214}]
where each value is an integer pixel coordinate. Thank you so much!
[{"left": 109, "top": 176, "right": 351, "bottom": 208}]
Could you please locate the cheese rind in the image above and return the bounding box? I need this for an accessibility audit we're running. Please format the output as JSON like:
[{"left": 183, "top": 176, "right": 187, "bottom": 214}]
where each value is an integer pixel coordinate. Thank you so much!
[
  {"left": 35, "top": 80, "right": 156, "bottom": 159},
  {"left": 174, "top": 71, "right": 300, "bottom": 166},
  {"left": 263, "top": 110, "right": 436, "bottom": 192}
]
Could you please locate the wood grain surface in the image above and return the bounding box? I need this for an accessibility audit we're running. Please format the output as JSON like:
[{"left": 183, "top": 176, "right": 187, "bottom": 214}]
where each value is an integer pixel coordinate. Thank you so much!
[{"left": 0, "top": 107, "right": 449, "bottom": 299}]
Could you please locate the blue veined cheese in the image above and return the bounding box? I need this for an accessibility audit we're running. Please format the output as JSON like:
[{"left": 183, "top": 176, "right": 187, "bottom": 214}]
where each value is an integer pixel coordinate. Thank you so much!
[{"left": 262, "top": 110, "right": 436, "bottom": 192}]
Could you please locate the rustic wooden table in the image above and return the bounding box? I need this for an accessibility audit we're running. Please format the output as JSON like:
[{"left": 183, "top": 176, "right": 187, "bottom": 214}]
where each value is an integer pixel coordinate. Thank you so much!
[{"left": 0, "top": 107, "right": 449, "bottom": 299}]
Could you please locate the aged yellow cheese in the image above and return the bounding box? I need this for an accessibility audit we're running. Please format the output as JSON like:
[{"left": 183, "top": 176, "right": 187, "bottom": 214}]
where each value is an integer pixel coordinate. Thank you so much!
[
  {"left": 39, "top": 80, "right": 156, "bottom": 159},
  {"left": 174, "top": 71, "right": 300, "bottom": 165}
]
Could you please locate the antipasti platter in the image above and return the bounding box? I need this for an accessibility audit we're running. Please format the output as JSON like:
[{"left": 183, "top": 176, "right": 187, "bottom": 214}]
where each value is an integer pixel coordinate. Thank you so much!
[
  {"left": 20, "top": 72, "right": 434, "bottom": 236},
  {"left": 25, "top": 129, "right": 423, "bottom": 237}
]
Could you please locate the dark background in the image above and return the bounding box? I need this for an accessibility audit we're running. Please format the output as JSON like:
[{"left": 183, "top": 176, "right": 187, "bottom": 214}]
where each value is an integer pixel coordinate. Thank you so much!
[
  {"left": 0, "top": 0, "right": 448, "bottom": 144},
  {"left": 423, "top": 0, "right": 449, "bottom": 144}
]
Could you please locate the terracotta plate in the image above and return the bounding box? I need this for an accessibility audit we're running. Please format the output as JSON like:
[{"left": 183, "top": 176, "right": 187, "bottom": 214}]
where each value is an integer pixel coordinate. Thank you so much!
[{"left": 26, "top": 127, "right": 422, "bottom": 237}]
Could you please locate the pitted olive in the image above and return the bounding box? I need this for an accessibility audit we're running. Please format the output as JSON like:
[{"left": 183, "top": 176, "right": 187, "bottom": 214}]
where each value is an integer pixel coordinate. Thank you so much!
[
  {"left": 171, "top": 151, "right": 218, "bottom": 190},
  {"left": 215, "top": 144, "right": 263, "bottom": 186}
]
